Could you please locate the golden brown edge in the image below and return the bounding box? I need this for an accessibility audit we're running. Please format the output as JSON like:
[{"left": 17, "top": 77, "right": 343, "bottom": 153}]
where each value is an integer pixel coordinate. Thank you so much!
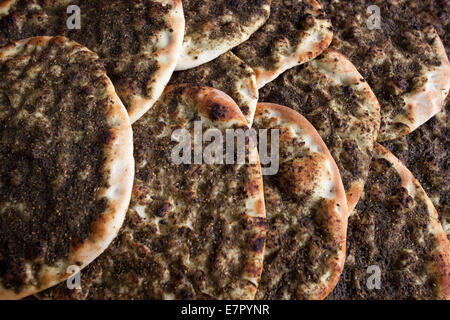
[
  {"left": 374, "top": 144, "right": 450, "bottom": 299},
  {"left": 0, "top": 0, "right": 14, "bottom": 15},
  {"left": 0, "top": 36, "right": 134, "bottom": 300},
  {"left": 175, "top": 1, "right": 271, "bottom": 71},
  {"left": 378, "top": 26, "right": 450, "bottom": 141},
  {"left": 254, "top": 0, "right": 333, "bottom": 89},
  {"left": 162, "top": 84, "right": 266, "bottom": 299},
  {"left": 255, "top": 102, "right": 349, "bottom": 300},
  {"left": 314, "top": 49, "right": 381, "bottom": 213},
  {"left": 127, "top": 0, "right": 185, "bottom": 123}
]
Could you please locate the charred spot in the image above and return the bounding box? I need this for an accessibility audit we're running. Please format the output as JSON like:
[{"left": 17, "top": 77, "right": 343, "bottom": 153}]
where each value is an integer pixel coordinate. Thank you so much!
[
  {"left": 210, "top": 103, "right": 228, "bottom": 121},
  {"left": 102, "top": 129, "right": 115, "bottom": 144},
  {"left": 156, "top": 202, "right": 172, "bottom": 217},
  {"left": 240, "top": 105, "right": 250, "bottom": 115},
  {"left": 251, "top": 237, "right": 265, "bottom": 252},
  {"left": 26, "top": 241, "right": 46, "bottom": 260},
  {"left": 71, "top": 237, "right": 86, "bottom": 249}
]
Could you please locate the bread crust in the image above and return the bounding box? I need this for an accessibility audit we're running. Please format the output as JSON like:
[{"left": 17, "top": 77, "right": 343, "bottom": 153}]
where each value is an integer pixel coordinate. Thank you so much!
[
  {"left": 234, "top": 0, "right": 333, "bottom": 89},
  {"left": 259, "top": 49, "right": 381, "bottom": 214},
  {"left": 170, "top": 51, "right": 259, "bottom": 126},
  {"left": 39, "top": 84, "right": 266, "bottom": 300},
  {"left": 176, "top": 0, "right": 271, "bottom": 70},
  {"left": 374, "top": 144, "right": 450, "bottom": 299},
  {"left": 397, "top": 26, "right": 450, "bottom": 140},
  {"left": 253, "top": 103, "right": 348, "bottom": 300},
  {"left": 127, "top": 0, "right": 185, "bottom": 123},
  {"left": 0, "top": 36, "right": 134, "bottom": 300},
  {"left": 0, "top": 0, "right": 14, "bottom": 15},
  {"left": 0, "top": 0, "right": 185, "bottom": 124},
  {"left": 323, "top": 0, "right": 450, "bottom": 141},
  {"left": 328, "top": 144, "right": 450, "bottom": 300}
]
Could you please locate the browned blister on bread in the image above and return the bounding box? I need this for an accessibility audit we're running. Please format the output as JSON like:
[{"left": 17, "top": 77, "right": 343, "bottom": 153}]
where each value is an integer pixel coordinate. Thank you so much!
[
  {"left": 234, "top": 0, "right": 333, "bottom": 88},
  {"left": 0, "top": 36, "right": 134, "bottom": 299},
  {"left": 328, "top": 144, "right": 450, "bottom": 300},
  {"left": 260, "top": 49, "right": 381, "bottom": 213},
  {"left": 252, "top": 103, "right": 348, "bottom": 300},
  {"left": 170, "top": 51, "right": 258, "bottom": 126},
  {"left": 0, "top": 0, "right": 185, "bottom": 123},
  {"left": 40, "top": 85, "right": 266, "bottom": 300},
  {"left": 323, "top": 0, "right": 450, "bottom": 141}
]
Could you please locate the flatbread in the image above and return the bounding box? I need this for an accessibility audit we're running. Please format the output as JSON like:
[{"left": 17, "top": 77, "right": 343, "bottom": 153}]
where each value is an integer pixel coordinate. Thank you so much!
[
  {"left": 169, "top": 51, "right": 258, "bottom": 126},
  {"left": 40, "top": 85, "right": 266, "bottom": 300},
  {"left": 176, "top": 0, "right": 271, "bottom": 71},
  {"left": 0, "top": 36, "right": 134, "bottom": 299},
  {"left": 0, "top": 0, "right": 185, "bottom": 123},
  {"left": 323, "top": 0, "right": 450, "bottom": 141},
  {"left": 260, "top": 49, "right": 381, "bottom": 213},
  {"left": 252, "top": 103, "right": 348, "bottom": 300},
  {"left": 381, "top": 0, "right": 450, "bottom": 240},
  {"left": 383, "top": 103, "right": 449, "bottom": 239},
  {"left": 328, "top": 144, "right": 450, "bottom": 300},
  {"left": 234, "top": 0, "right": 333, "bottom": 89}
]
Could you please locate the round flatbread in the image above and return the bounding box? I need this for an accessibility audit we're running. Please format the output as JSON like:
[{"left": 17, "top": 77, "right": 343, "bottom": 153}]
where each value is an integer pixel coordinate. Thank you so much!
[
  {"left": 382, "top": 103, "right": 449, "bottom": 239},
  {"left": 328, "top": 144, "right": 450, "bottom": 300},
  {"left": 169, "top": 51, "right": 258, "bottom": 126},
  {"left": 252, "top": 103, "right": 348, "bottom": 300},
  {"left": 323, "top": 0, "right": 450, "bottom": 141},
  {"left": 234, "top": 0, "right": 333, "bottom": 89},
  {"left": 259, "top": 49, "right": 381, "bottom": 213},
  {"left": 40, "top": 85, "right": 266, "bottom": 300},
  {"left": 0, "top": 0, "right": 185, "bottom": 123},
  {"left": 176, "top": 0, "right": 271, "bottom": 71},
  {"left": 0, "top": 36, "right": 134, "bottom": 299}
]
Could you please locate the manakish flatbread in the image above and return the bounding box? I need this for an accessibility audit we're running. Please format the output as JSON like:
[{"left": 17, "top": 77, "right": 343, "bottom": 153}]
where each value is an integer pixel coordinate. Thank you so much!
[
  {"left": 328, "top": 144, "right": 450, "bottom": 300},
  {"left": 323, "top": 0, "right": 450, "bottom": 141},
  {"left": 382, "top": 103, "right": 449, "bottom": 239},
  {"left": 234, "top": 0, "right": 333, "bottom": 89},
  {"left": 40, "top": 85, "right": 266, "bottom": 300},
  {"left": 170, "top": 51, "right": 258, "bottom": 126},
  {"left": 0, "top": 0, "right": 185, "bottom": 123},
  {"left": 381, "top": 0, "right": 450, "bottom": 239},
  {"left": 0, "top": 36, "right": 134, "bottom": 299},
  {"left": 260, "top": 49, "right": 380, "bottom": 213},
  {"left": 252, "top": 103, "right": 348, "bottom": 300},
  {"left": 176, "top": 0, "right": 271, "bottom": 71}
]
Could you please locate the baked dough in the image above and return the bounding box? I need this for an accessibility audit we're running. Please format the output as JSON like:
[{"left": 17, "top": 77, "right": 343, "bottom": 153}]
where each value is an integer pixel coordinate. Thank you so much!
[
  {"left": 40, "top": 85, "right": 266, "bottom": 300},
  {"left": 234, "top": 0, "right": 333, "bottom": 88},
  {"left": 0, "top": 0, "right": 185, "bottom": 123},
  {"left": 328, "top": 144, "right": 450, "bottom": 299},
  {"left": 0, "top": 36, "right": 134, "bottom": 299},
  {"left": 260, "top": 49, "right": 381, "bottom": 212},
  {"left": 252, "top": 103, "right": 348, "bottom": 299}
]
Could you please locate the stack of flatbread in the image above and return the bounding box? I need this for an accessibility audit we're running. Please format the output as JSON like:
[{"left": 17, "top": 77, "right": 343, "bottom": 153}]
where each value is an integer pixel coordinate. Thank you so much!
[{"left": 0, "top": 0, "right": 448, "bottom": 300}]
